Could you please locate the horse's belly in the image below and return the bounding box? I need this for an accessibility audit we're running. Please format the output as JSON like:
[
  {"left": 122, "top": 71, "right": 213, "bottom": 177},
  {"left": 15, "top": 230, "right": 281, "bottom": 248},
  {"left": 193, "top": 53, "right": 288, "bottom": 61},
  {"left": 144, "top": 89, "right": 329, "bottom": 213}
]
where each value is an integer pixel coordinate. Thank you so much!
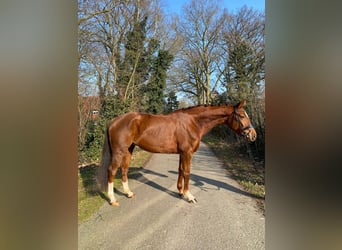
[{"left": 135, "top": 134, "right": 178, "bottom": 153}]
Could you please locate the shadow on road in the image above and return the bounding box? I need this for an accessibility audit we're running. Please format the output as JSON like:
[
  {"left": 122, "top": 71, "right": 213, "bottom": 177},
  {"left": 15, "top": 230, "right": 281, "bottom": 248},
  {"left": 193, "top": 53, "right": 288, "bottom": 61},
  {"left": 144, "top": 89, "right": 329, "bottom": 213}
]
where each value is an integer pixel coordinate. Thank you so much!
[
  {"left": 84, "top": 159, "right": 262, "bottom": 205},
  {"left": 168, "top": 170, "right": 262, "bottom": 200},
  {"left": 128, "top": 166, "right": 262, "bottom": 201},
  {"left": 131, "top": 170, "right": 181, "bottom": 200}
]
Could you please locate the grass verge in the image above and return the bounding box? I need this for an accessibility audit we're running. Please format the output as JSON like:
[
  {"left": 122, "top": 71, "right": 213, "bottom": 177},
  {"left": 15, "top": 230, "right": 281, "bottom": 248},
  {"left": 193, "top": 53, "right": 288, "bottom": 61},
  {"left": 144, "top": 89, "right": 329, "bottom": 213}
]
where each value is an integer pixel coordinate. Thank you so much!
[
  {"left": 202, "top": 134, "right": 265, "bottom": 213},
  {"left": 78, "top": 148, "right": 151, "bottom": 224}
]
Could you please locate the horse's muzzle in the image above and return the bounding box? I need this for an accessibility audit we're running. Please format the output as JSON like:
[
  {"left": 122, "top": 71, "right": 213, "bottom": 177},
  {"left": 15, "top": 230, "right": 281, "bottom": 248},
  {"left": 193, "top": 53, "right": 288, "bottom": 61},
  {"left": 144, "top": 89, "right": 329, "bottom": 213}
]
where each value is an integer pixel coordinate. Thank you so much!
[{"left": 244, "top": 128, "right": 257, "bottom": 142}]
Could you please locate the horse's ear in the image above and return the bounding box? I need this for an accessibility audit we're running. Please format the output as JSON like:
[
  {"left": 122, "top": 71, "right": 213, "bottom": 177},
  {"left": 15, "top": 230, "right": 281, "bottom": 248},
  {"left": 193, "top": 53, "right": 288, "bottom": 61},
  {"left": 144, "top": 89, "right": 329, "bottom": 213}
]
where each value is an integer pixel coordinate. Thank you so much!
[{"left": 235, "top": 100, "right": 246, "bottom": 109}]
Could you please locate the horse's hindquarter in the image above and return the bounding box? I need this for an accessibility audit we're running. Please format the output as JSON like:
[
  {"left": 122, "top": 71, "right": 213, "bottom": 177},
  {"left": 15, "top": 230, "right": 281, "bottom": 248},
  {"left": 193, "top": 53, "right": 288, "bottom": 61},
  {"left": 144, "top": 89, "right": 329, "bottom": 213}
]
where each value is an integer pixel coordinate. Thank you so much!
[{"left": 108, "top": 112, "right": 140, "bottom": 147}]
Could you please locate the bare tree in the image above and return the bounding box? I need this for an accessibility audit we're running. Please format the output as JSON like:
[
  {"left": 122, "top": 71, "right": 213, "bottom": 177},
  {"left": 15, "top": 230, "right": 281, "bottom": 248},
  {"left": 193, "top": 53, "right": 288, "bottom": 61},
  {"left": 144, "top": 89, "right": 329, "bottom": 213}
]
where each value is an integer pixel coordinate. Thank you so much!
[
  {"left": 78, "top": 0, "right": 171, "bottom": 100},
  {"left": 78, "top": 0, "right": 115, "bottom": 150},
  {"left": 171, "top": 0, "right": 225, "bottom": 104}
]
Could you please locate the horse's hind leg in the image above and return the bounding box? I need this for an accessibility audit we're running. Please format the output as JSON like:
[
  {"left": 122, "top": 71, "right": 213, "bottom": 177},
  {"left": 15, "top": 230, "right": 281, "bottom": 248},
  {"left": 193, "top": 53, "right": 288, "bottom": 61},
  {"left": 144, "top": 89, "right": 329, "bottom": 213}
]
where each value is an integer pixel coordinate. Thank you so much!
[
  {"left": 121, "top": 144, "right": 135, "bottom": 198},
  {"left": 108, "top": 154, "right": 122, "bottom": 206}
]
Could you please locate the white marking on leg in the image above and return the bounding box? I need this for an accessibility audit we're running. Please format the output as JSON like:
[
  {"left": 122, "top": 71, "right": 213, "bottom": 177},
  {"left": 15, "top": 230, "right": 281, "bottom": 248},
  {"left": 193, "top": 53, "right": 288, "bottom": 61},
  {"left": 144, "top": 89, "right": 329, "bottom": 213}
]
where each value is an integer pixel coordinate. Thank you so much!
[
  {"left": 108, "top": 182, "right": 116, "bottom": 203},
  {"left": 122, "top": 181, "right": 134, "bottom": 198},
  {"left": 184, "top": 190, "right": 197, "bottom": 203}
]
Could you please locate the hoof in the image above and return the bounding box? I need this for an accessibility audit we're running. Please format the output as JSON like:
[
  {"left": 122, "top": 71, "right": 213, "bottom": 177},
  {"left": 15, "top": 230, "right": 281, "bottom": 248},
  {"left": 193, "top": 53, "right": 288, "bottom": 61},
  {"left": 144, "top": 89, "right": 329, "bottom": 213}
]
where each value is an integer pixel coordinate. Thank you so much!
[
  {"left": 127, "top": 192, "right": 135, "bottom": 198},
  {"left": 183, "top": 191, "right": 197, "bottom": 204},
  {"left": 189, "top": 198, "right": 198, "bottom": 204},
  {"left": 182, "top": 194, "right": 197, "bottom": 204},
  {"left": 110, "top": 201, "right": 119, "bottom": 206}
]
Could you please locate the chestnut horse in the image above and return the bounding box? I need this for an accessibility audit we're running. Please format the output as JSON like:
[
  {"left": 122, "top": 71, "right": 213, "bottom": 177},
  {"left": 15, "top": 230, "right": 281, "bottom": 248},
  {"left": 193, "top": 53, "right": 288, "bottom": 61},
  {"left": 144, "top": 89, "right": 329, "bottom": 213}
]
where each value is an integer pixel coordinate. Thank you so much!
[{"left": 97, "top": 100, "right": 256, "bottom": 206}]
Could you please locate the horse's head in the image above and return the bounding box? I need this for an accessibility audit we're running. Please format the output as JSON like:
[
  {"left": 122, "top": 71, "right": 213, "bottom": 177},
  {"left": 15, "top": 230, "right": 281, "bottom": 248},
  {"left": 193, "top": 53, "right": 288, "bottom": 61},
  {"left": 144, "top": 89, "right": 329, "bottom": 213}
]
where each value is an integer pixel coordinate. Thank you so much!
[{"left": 227, "top": 100, "right": 257, "bottom": 142}]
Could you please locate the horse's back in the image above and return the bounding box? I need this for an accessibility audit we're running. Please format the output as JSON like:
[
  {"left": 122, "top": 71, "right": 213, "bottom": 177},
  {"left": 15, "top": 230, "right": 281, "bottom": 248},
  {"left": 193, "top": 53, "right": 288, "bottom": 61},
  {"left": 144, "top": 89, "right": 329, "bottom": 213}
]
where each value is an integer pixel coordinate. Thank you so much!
[{"left": 108, "top": 112, "right": 139, "bottom": 128}]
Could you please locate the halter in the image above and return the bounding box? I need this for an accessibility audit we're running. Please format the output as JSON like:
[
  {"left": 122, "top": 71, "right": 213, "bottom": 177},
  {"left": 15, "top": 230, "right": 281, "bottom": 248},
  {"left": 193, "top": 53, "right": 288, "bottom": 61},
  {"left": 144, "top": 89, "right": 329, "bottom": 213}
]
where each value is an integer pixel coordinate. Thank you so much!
[{"left": 233, "top": 107, "right": 254, "bottom": 133}]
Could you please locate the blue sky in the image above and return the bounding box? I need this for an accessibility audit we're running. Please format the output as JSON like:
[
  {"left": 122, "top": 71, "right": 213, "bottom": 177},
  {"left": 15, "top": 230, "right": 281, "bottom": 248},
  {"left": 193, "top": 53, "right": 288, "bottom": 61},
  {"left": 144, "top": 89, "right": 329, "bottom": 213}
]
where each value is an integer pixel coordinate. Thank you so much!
[{"left": 162, "top": 0, "right": 264, "bottom": 14}]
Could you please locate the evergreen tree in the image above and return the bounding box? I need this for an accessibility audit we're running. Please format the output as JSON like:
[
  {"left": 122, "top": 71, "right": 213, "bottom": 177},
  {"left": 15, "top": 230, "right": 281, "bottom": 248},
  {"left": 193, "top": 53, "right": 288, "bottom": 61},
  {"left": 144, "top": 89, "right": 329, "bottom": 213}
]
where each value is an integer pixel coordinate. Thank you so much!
[
  {"left": 117, "top": 15, "right": 151, "bottom": 109},
  {"left": 145, "top": 49, "right": 174, "bottom": 114},
  {"left": 165, "top": 90, "right": 179, "bottom": 113},
  {"left": 226, "top": 40, "right": 254, "bottom": 103}
]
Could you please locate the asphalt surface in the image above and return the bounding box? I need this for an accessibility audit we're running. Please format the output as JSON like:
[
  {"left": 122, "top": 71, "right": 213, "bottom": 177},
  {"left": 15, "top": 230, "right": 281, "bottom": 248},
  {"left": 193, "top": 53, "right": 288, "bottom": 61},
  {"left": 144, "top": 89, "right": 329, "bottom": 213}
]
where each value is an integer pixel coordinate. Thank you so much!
[{"left": 78, "top": 142, "right": 265, "bottom": 250}]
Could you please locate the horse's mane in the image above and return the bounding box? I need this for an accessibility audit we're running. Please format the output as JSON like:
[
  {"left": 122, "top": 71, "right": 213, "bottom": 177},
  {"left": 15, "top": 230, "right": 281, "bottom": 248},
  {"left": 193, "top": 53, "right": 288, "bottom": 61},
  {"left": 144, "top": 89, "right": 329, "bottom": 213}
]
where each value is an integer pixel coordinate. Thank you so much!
[{"left": 172, "top": 103, "right": 231, "bottom": 113}]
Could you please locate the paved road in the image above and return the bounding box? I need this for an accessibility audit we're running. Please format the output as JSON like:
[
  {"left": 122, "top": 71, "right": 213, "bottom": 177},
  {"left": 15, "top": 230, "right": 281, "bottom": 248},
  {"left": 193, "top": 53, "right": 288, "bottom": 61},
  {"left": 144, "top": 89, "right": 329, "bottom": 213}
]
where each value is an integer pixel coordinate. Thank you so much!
[{"left": 78, "top": 143, "right": 265, "bottom": 250}]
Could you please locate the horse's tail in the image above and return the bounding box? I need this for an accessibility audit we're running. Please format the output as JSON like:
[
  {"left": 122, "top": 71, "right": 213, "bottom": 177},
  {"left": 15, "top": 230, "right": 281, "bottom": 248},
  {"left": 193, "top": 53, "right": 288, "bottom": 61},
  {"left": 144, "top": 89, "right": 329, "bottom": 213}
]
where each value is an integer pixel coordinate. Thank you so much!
[{"left": 96, "top": 125, "right": 111, "bottom": 192}]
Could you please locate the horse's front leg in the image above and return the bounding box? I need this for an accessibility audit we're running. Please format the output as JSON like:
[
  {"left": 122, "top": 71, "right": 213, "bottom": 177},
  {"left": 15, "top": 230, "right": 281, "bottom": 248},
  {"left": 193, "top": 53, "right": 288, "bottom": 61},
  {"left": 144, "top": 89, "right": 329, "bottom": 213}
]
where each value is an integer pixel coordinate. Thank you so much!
[{"left": 180, "top": 152, "right": 197, "bottom": 203}]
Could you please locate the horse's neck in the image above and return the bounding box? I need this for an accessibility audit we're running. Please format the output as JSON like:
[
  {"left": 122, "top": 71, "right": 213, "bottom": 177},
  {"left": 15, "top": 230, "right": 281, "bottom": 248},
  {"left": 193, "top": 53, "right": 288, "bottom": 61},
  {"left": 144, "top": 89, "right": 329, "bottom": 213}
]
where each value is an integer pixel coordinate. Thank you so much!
[{"left": 194, "top": 106, "right": 234, "bottom": 136}]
